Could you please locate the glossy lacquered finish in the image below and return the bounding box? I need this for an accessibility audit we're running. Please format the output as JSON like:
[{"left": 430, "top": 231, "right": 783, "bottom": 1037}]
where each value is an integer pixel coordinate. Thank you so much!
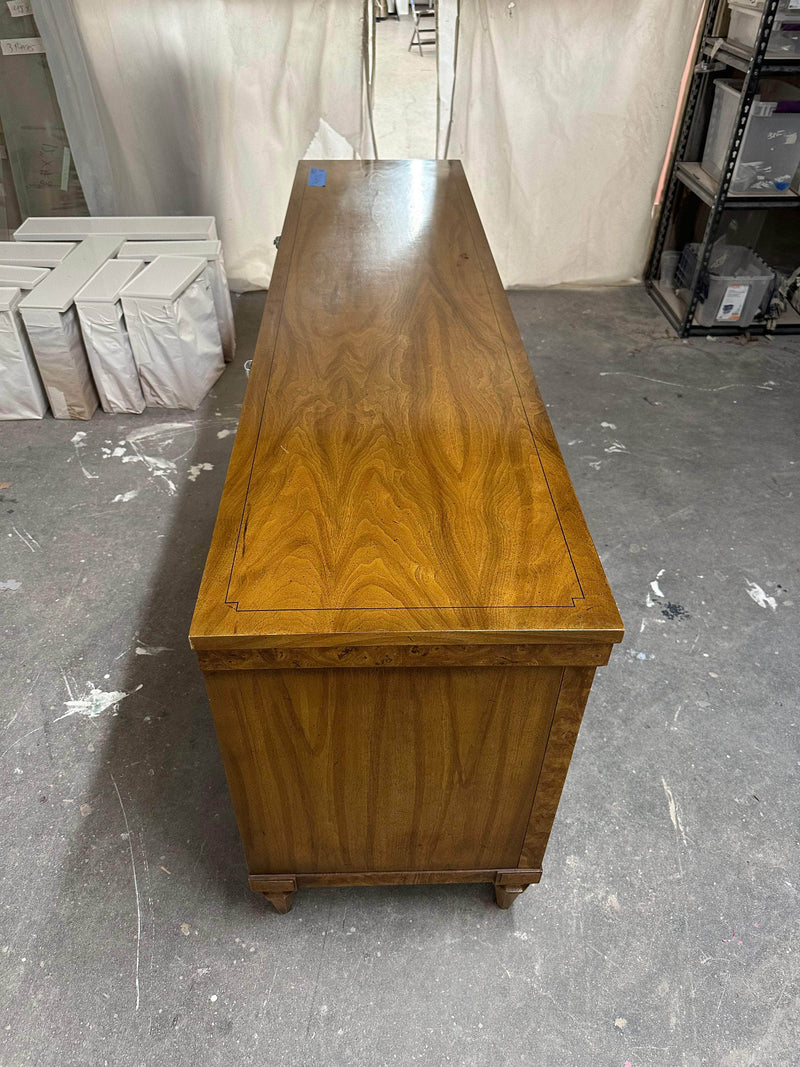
[
  {"left": 191, "top": 161, "right": 623, "bottom": 911},
  {"left": 190, "top": 160, "right": 622, "bottom": 651}
]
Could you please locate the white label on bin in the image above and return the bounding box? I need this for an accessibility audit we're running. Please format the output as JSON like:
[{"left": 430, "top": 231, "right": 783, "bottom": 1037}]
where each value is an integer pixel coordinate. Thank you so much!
[
  {"left": 790, "top": 0, "right": 800, "bottom": 10},
  {"left": 717, "top": 284, "right": 749, "bottom": 322},
  {"left": 0, "top": 37, "right": 44, "bottom": 55},
  {"left": 7, "top": 0, "right": 33, "bottom": 15}
]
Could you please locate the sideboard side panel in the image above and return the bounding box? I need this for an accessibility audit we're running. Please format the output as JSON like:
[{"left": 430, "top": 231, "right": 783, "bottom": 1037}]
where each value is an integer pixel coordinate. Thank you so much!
[{"left": 202, "top": 665, "right": 564, "bottom": 876}]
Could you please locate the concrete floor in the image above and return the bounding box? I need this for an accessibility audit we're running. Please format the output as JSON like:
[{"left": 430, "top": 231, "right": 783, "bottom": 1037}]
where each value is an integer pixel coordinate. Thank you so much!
[
  {"left": 1, "top": 286, "right": 798, "bottom": 1066},
  {"left": 372, "top": 14, "right": 437, "bottom": 159}
]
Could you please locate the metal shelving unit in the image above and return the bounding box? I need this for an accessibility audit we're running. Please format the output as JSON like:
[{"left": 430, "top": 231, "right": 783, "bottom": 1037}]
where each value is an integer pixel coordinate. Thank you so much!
[{"left": 645, "top": 0, "right": 800, "bottom": 336}]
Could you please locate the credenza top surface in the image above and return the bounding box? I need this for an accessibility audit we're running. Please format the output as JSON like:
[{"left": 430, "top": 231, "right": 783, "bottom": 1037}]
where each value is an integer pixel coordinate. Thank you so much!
[{"left": 191, "top": 160, "right": 623, "bottom": 651}]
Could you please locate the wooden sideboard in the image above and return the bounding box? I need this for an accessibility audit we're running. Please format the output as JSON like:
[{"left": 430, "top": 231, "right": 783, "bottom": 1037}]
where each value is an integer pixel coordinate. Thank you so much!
[{"left": 190, "top": 160, "right": 623, "bottom": 913}]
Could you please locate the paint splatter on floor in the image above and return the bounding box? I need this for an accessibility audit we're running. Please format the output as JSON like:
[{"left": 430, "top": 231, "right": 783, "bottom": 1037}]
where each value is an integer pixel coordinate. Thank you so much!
[
  {"left": 70, "top": 430, "right": 98, "bottom": 480},
  {"left": 661, "top": 601, "right": 690, "bottom": 620},
  {"left": 646, "top": 569, "right": 666, "bottom": 604},
  {"left": 125, "top": 422, "right": 196, "bottom": 495},
  {"left": 646, "top": 570, "right": 690, "bottom": 620},
  {"left": 56, "top": 681, "right": 143, "bottom": 721},
  {"left": 12, "top": 526, "right": 39, "bottom": 553},
  {"left": 745, "top": 580, "right": 777, "bottom": 611},
  {"left": 661, "top": 777, "right": 688, "bottom": 847},
  {"left": 135, "top": 643, "right": 172, "bottom": 656},
  {"left": 188, "top": 463, "right": 214, "bottom": 482}
]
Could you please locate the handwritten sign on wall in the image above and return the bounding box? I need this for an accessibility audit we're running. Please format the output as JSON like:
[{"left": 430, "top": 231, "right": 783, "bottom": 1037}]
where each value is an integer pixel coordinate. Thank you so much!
[
  {"left": 7, "top": 0, "right": 34, "bottom": 16},
  {"left": 1, "top": 37, "right": 45, "bottom": 56}
]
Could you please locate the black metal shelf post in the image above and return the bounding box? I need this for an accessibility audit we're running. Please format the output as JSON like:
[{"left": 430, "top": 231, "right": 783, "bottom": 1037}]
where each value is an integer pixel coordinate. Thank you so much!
[{"left": 646, "top": 0, "right": 800, "bottom": 337}]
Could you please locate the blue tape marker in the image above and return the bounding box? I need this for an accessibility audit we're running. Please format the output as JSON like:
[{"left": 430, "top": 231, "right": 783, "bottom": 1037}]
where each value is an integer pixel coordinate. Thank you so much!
[{"left": 308, "top": 167, "right": 326, "bottom": 187}]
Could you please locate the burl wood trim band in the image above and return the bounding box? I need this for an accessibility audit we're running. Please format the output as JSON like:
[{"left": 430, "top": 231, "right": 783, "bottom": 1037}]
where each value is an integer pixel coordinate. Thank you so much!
[
  {"left": 518, "top": 666, "right": 597, "bottom": 870},
  {"left": 249, "top": 869, "right": 543, "bottom": 891},
  {"left": 495, "top": 869, "right": 542, "bottom": 887},
  {"left": 197, "top": 643, "right": 612, "bottom": 672},
  {"left": 248, "top": 876, "right": 297, "bottom": 894}
]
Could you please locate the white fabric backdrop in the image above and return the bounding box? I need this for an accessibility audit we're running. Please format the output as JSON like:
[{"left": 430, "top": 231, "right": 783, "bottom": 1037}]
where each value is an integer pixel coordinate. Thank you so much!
[
  {"left": 436, "top": 0, "right": 459, "bottom": 158},
  {"left": 34, "top": 0, "right": 700, "bottom": 290},
  {"left": 447, "top": 0, "right": 702, "bottom": 287},
  {"left": 33, "top": 0, "right": 373, "bottom": 290}
]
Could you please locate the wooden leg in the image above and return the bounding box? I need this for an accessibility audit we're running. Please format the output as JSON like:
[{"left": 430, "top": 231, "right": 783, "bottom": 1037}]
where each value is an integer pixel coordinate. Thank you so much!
[
  {"left": 494, "top": 884, "right": 528, "bottom": 910},
  {"left": 249, "top": 875, "right": 297, "bottom": 910},
  {"left": 263, "top": 891, "right": 295, "bottom": 914}
]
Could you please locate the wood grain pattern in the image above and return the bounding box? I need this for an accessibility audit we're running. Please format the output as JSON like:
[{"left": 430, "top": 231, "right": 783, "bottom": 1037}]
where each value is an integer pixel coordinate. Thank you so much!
[
  {"left": 203, "top": 665, "right": 563, "bottom": 875},
  {"left": 518, "top": 667, "right": 597, "bottom": 870},
  {"left": 192, "top": 161, "right": 623, "bottom": 909},
  {"left": 190, "top": 160, "right": 623, "bottom": 652},
  {"left": 196, "top": 642, "right": 612, "bottom": 671}
]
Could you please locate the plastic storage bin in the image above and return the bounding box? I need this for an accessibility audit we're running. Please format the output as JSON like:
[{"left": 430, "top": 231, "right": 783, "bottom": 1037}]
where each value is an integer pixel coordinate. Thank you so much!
[
  {"left": 701, "top": 78, "right": 800, "bottom": 192},
  {"left": 19, "top": 235, "right": 122, "bottom": 419},
  {"left": 75, "top": 258, "right": 146, "bottom": 415},
  {"left": 0, "top": 287, "right": 48, "bottom": 420},
  {"left": 676, "top": 243, "right": 775, "bottom": 327},
  {"left": 658, "top": 250, "right": 681, "bottom": 289},
  {"left": 727, "top": 0, "right": 800, "bottom": 57},
  {"left": 117, "top": 240, "right": 235, "bottom": 362},
  {"left": 120, "top": 256, "right": 223, "bottom": 410}
]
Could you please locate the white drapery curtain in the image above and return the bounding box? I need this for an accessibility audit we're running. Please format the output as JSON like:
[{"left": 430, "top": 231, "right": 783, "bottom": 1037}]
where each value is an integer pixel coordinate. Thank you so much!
[
  {"left": 33, "top": 0, "right": 700, "bottom": 290},
  {"left": 436, "top": 0, "right": 459, "bottom": 159},
  {"left": 32, "top": 0, "right": 374, "bottom": 291},
  {"left": 446, "top": 0, "right": 702, "bottom": 287}
]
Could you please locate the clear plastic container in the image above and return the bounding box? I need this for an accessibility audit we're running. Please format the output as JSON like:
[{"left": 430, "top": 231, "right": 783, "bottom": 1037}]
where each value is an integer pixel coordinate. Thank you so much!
[
  {"left": 727, "top": 0, "right": 800, "bottom": 56},
  {"left": 659, "top": 250, "right": 681, "bottom": 289},
  {"left": 676, "top": 243, "right": 775, "bottom": 327},
  {"left": 701, "top": 78, "right": 800, "bottom": 192}
]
